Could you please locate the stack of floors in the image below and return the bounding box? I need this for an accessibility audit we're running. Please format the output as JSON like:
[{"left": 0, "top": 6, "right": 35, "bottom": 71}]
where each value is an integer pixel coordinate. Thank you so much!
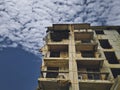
[{"left": 37, "top": 24, "right": 120, "bottom": 90}]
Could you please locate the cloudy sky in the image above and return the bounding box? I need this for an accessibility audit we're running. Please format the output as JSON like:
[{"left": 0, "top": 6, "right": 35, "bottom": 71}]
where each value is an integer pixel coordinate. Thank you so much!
[
  {"left": 0, "top": 0, "right": 120, "bottom": 90},
  {"left": 1, "top": 0, "right": 120, "bottom": 55}
]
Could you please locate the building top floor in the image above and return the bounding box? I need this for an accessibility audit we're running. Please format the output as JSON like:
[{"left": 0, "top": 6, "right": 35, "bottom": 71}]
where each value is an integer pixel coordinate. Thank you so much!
[{"left": 46, "top": 23, "right": 120, "bottom": 32}]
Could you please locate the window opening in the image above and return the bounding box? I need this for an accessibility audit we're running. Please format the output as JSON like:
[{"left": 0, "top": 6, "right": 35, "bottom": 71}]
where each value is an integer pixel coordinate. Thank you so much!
[
  {"left": 95, "top": 30, "right": 104, "bottom": 34},
  {"left": 111, "top": 68, "right": 120, "bottom": 78},
  {"left": 104, "top": 52, "right": 119, "bottom": 64},
  {"left": 116, "top": 29, "right": 120, "bottom": 34},
  {"left": 99, "top": 39, "right": 112, "bottom": 49}
]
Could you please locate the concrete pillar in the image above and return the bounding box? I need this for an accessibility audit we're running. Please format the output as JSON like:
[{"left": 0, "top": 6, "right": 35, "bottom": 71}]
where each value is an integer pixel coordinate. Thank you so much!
[{"left": 69, "top": 25, "right": 79, "bottom": 90}]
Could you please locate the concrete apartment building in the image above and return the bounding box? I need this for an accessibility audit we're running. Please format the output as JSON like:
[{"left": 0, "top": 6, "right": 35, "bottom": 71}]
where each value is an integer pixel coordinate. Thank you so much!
[{"left": 37, "top": 23, "right": 120, "bottom": 90}]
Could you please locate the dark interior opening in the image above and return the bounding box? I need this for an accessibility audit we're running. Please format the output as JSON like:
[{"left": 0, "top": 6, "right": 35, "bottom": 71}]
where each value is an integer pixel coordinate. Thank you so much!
[
  {"left": 81, "top": 40, "right": 91, "bottom": 43},
  {"left": 111, "top": 68, "right": 120, "bottom": 78},
  {"left": 116, "top": 29, "right": 120, "bottom": 34},
  {"left": 50, "top": 51, "right": 60, "bottom": 57},
  {"left": 50, "top": 30, "right": 69, "bottom": 41},
  {"left": 95, "top": 30, "right": 104, "bottom": 34},
  {"left": 87, "top": 68, "right": 100, "bottom": 80},
  {"left": 81, "top": 51, "right": 95, "bottom": 57},
  {"left": 99, "top": 39, "right": 112, "bottom": 49},
  {"left": 104, "top": 52, "right": 119, "bottom": 64},
  {"left": 46, "top": 67, "right": 59, "bottom": 78}
]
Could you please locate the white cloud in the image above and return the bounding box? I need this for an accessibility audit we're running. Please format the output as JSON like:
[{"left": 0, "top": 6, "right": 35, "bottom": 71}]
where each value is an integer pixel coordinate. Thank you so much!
[{"left": 0, "top": 0, "right": 120, "bottom": 56}]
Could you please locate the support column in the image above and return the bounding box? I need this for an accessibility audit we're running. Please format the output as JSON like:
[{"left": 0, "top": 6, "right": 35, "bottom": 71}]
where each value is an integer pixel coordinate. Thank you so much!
[{"left": 69, "top": 25, "right": 79, "bottom": 90}]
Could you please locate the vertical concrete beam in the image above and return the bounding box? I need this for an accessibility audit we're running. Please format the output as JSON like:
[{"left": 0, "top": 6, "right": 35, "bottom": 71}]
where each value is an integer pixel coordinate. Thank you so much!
[{"left": 69, "top": 24, "right": 79, "bottom": 90}]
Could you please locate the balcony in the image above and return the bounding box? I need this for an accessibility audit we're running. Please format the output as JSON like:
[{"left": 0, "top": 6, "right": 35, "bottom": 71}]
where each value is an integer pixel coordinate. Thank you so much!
[
  {"left": 38, "top": 78, "right": 70, "bottom": 90},
  {"left": 50, "top": 31, "right": 69, "bottom": 42},
  {"left": 43, "top": 42, "right": 68, "bottom": 59},
  {"left": 78, "top": 71, "right": 109, "bottom": 80},
  {"left": 79, "top": 80, "right": 113, "bottom": 90},
  {"left": 44, "top": 58, "right": 69, "bottom": 67},
  {"left": 78, "top": 72, "right": 113, "bottom": 90},
  {"left": 74, "top": 29, "right": 94, "bottom": 40},
  {"left": 50, "top": 28, "right": 69, "bottom": 42},
  {"left": 75, "top": 41, "right": 98, "bottom": 51},
  {"left": 39, "top": 66, "right": 70, "bottom": 90},
  {"left": 47, "top": 44, "right": 68, "bottom": 52},
  {"left": 73, "top": 23, "right": 90, "bottom": 30},
  {"left": 47, "top": 39, "right": 69, "bottom": 45},
  {"left": 53, "top": 24, "right": 69, "bottom": 30},
  {"left": 41, "top": 70, "right": 69, "bottom": 78},
  {"left": 76, "top": 58, "right": 104, "bottom": 68}
]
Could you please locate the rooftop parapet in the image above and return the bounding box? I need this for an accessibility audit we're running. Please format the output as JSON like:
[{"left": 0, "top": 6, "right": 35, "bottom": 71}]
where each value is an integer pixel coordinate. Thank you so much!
[
  {"left": 73, "top": 23, "right": 90, "bottom": 29},
  {"left": 47, "top": 23, "right": 91, "bottom": 31}
]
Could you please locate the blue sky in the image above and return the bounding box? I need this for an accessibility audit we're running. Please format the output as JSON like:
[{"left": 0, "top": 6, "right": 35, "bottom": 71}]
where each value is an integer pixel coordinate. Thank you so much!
[{"left": 0, "top": 47, "right": 41, "bottom": 90}]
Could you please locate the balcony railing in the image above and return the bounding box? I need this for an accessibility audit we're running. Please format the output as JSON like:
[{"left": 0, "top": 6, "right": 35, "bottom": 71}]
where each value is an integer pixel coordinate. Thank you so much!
[
  {"left": 75, "top": 41, "right": 98, "bottom": 51},
  {"left": 41, "top": 70, "right": 69, "bottom": 78},
  {"left": 78, "top": 71, "right": 114, "bottom": 90},
  {"left": 76, "top": 58, "right": 104, "bottom": 68},
  {"left": 40, "top": 70, "right": 70, "bottom": 89},
  {"left": 43, "top": 58, "right": 69, "bottom": 67},
  {"left": 47, "top": 44, "right": 68, "bottom": 52},
  {"left": 38, "top": 76, "right": 70, "bottom": 90},
  {"left": 47, "top": 39, "right": 69, "bottom": 45},
  {"left": 78, "top": 71, "right": 109, "bottom": 80},
  {"left": 74, "top": 29, "right": 94, "bottom": 40}
]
